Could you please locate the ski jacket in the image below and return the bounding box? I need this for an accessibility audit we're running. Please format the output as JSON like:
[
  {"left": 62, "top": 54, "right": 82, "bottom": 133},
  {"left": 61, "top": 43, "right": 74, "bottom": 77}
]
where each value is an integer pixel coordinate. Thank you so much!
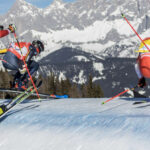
[
  {"left": 7, "top": 42, "right": 38, "bottom": 65},
  {"left": 135, "top": 38, "right": 150, "bottom": 78},
  {"left": 0, "top": 30, "right": 9, "bottom": 38},
  {"left": 137, "top": 53, "right": 150, "bottom": 78},
  {"left": 139, "top": 52, "right": 150, "bottom": 60},
  {"left": 8, "top": 42, "right": 31, "bottom": 61}
]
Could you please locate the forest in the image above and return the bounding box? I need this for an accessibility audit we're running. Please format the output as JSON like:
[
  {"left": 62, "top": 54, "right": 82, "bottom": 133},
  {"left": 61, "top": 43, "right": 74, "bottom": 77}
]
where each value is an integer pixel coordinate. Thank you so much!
[{"left": 0, "top": 70, "right": 104, "bottom": 99}]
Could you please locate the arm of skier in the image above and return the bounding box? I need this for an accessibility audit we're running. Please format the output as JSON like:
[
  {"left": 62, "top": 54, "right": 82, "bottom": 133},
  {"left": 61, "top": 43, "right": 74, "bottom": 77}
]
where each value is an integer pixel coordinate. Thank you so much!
[
  {"left": 26, "top": 45, "right": 38, "bottom": 66},
  {"left": 0, "top": 30, "right": 9, "bottom": 38},
  {"left": 0, "top": 24, "right": 16, "bottom": 38},
  {"left": 135, "top": 63, "right": 146, "bottom": 88}
]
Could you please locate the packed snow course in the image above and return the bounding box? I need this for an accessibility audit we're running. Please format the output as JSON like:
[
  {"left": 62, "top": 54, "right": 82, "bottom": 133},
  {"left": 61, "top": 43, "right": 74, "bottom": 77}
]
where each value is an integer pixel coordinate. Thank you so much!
[{"left": 0, "top": 97, "right": 150, "bottom": 150}]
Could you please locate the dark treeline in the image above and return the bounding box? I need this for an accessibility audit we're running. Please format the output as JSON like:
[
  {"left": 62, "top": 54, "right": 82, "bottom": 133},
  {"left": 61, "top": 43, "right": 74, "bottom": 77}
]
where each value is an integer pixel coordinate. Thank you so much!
[
  {"left": 0, "top": 70, "right": 104, "bottom": 98},
  {"left": 38, "top": 73, "right": 104, "bottom": 98}
]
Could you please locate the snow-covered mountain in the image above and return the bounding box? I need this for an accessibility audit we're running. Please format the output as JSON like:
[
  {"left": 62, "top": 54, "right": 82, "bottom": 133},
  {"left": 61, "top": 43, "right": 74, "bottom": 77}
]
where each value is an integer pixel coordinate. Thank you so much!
[
  {"left": 1, "top": 0, "right": 150, "bottom": 96},
  {"left": 1, "top": 0, "right": 150, "bottom": 58}
]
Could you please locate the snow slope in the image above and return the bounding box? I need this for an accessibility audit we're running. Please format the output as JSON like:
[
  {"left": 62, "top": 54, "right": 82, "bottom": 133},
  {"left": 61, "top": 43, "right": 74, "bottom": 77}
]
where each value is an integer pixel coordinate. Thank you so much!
[{"left": 0, "top": 97, "right": 150, "bottom": 150}]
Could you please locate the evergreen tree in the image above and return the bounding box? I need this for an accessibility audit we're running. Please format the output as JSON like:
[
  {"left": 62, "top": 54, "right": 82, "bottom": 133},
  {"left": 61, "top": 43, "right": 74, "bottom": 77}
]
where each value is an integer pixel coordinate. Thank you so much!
[
  {"left": 95, "top": 84, "right": 104, "bottom": 98},
  {"left": 48, "top": 73, "right": 56, "bottom": 94},
  {"left": 82, "top": 74, "right": 104, "bottom": 98},
  {"left": 55, "top": 76, "right": 61, "bottom": 95},
  {"left": 64, "top": 78, "right": 72, "bottom": 94},
  {"left": 80, "top": 83, "right": 87, "bottom": 98},
  {"left": 0, "top": 69, "right": 104, "bottom": 98},
  {"left": 87, "top": 74, "right": 94, "bottom": 97},
  {"left": 60, "top": 79, "right": 65, "bottom": 95},
  {"left": 69, "top": 83, "right": 80, "bottom": 98}
]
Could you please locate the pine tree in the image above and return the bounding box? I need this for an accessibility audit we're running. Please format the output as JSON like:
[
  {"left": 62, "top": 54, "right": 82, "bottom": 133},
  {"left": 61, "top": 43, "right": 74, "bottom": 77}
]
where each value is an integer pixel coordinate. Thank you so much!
[
  {"left": 60, "top": 79, "right": 65, "bottom": 95},
  {"left": 92, "top": 84, "right": 104, "bottom": 98},
  {"left": 64, "top": 78, "right": 72, "bottom": 94},
  {"left": 81, "top": 75, "right": 104, "bottom": 98},
  {"left": 69, "top": 83, "right": 80, "bottom": 98},
  {"left": 49, "top": 73, "right": 56, "bottom": 94},
  {"left": 55, "top": 76, "right": 61, "bottom": 95},
  {"left": 95, "top": 84, "right": 104, "bottom": 98},
  {"left": 80, "top": 83, "right": 87, "bottom": 98},
  {"left": 27, "top": 71, "right": 104, "bottom": 98},
  {"left": 87, "top": 74, "right": 94, "bottom": 97}
]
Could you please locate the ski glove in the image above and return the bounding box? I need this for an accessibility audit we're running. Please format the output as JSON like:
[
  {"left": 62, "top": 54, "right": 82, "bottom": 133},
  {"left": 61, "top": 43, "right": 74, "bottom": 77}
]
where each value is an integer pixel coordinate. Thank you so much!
[
  {"left": 0, "top": 25, "right": 4, "bottom": 30},
  {"left": 138, "top": 77, "right": 146, "bottom": 88},
  {"left": 8, "top": 24, "right": 16, "bottom": 33},
  {"left": 19, "top": 65, "right": 27, "bottom": 75}
]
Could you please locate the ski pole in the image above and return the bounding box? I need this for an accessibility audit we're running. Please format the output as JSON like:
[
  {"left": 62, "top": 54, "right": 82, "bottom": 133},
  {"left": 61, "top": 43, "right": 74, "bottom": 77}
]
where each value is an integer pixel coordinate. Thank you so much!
[
  {"left": 121, "top": 13, "right": 150, "bottom": 51},
  {"left": 13, "top": 33, "right": 40, "bottom": 100},
  {"left": 101, "top": 86, "right": 137, "bottom": 105},
  {"left": 0, "top": 58, "right": 9, "bottom": 64}
]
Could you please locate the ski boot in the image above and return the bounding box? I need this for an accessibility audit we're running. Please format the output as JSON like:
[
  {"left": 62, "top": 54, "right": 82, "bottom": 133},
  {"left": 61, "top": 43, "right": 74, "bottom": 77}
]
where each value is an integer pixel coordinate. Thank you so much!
[
  {"left": 18, "top": 80, "right": 28, "bottom": 91},
  {"left": 0, "top": 104, "right": 7, "bottom": 116},
  {"left": 11, "top": 79, "right": 20, "bottom": 89}
]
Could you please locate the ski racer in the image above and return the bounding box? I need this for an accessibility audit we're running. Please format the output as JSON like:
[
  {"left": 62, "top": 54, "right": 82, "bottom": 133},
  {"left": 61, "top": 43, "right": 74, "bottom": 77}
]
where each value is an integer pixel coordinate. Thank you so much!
[
  {"left": 0, "top": 24, "right": 16, "bottom": 38},
  {"left": 135, "top": 37, "right": 150, "bottom": 88},
  {"left": 2, "top": 40, "right": 44, "bottom": 90}
]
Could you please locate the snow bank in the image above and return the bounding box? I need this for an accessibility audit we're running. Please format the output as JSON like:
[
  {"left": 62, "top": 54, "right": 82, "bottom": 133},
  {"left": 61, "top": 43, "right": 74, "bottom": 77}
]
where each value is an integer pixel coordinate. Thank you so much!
[{"left": 0, "top": 98, "right": 150, "bottom": 150}]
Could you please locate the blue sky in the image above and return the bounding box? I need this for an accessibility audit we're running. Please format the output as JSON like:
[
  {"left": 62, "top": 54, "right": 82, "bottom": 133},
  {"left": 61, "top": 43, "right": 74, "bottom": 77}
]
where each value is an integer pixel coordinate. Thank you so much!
[{"left": 0, "top": 0, "right": 76, "bottom": 14}]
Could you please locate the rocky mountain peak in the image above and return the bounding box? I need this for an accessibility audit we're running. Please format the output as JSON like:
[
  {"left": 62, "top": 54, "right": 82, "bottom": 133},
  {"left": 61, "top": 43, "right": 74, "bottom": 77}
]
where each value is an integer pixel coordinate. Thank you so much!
[
  {"left": 48, "top": 0, "right": 65, "bottom": 9},
  {"left": 12, "top": 0, "right": 29, "bottom": 8}
]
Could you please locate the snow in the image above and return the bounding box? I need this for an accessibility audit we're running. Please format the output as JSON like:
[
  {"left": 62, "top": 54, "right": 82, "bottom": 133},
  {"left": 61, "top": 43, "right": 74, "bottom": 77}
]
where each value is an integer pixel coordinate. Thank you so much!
[
  {"left": 92, "top": 76, "right": 106, "bottom": 82},
  {"left": 29, "top": 18, "right": 139, "bottom": 58},
  {"left": 111, "top": 7, "right": 121, "bottom": 16},
  {"left": 93, "top": 62, "right": 104, "bottom": 75},
  {"left": 114, "top": 19, "right": 139, "bottom": 36},
  {"left": 73, "top": 56, "right": 90, "bottom": 62},
  {"left": 78, "top": 70, "right": 86, "bottom": 84},
  {"left": 52, "top": 21, "right": 112, "bottom": 42},
  {"left": 20, "top": 17, "right": 142, "bottom": 59},
  {"left": 78, "top": 11, "right": 87, "bottom": 18},
  {"left": 79, "top": 41, "right": 115, "bottom": 52},
  {"left": 0, "top": 97, "right": 150, "bottom": 150},
  {"left": 44, "top": 0, "right": 65, "bottom": 15},
  {"left": 92, "top": 62, "right": 106, "bottom": 81},
  {"left": 59, "top": 72, "right": 66, "bottom": 80},
  {"left": 30, "top": 30, "right": 62, "bottom": 60},
  {"left": 87, "top": 9, "right": 93, "bottom": 18},
  {"left": 72, "top": 70, "right": 86, "bottom": 84}
]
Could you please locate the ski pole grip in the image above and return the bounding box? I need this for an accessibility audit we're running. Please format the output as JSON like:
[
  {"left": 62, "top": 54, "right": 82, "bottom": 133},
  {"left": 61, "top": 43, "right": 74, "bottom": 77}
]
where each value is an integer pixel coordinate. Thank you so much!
[{"left": 121, "top": 13, "right": 125, "bottom": 18}]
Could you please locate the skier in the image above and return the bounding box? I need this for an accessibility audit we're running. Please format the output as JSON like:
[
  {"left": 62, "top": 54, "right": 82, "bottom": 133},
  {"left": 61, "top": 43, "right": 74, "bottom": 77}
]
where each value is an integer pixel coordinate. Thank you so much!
[
  {"left": 135, "top": 37, "right": 150, "bottom": 88},
  {"left": 0, "top": 24, "right": 16, "bottom": 38},
  {"left": 2, "top": 40, "right": 44, "bottom": 90}
]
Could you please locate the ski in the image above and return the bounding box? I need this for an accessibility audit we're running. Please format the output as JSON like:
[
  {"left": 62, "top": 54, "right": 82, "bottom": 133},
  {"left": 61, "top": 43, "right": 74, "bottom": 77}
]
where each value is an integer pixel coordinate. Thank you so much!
[
  {"left": 133, "top": 100, "right": 149, "bottom": 105},
  {"left": 0, "top": 87, "right": 68, "bottom": 99},
  {"left": 0, "top": 80, "right": 42, "bottom": 118}
]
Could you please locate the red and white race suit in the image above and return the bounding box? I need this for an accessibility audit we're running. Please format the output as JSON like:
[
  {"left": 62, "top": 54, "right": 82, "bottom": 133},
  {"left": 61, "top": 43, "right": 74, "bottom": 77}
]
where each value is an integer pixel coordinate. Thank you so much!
[{"left": 7, "top": 42, "right": 31, "bottom": 60}]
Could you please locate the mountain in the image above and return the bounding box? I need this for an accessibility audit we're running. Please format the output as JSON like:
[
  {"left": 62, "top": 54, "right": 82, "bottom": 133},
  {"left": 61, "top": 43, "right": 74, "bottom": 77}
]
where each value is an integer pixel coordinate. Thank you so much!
[
  {"left": 1, "top": 0, "right": 149, "bottom": 57},
  {"left": 39, "top": 47, "right": 150, "bottom": 97},
  {"left": 0, "top": 0, "right": 150, "bottom": 96}
]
